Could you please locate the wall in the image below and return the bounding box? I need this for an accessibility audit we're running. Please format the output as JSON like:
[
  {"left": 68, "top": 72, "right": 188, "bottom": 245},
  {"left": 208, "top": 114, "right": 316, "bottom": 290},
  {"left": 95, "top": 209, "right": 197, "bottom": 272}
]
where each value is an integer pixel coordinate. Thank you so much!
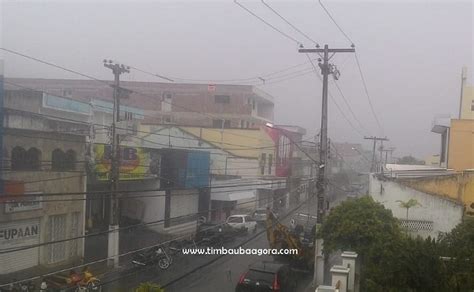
[
  {"left": 460, "top": 85, "right": 473, "bottom": 120},
  {"left": 400, "top": 171, "right": 474, "bottom": 216},
  {"left": 448, "top": 119, "right": 474, "bottom": 171},
  {"left": 0, "top": 172, "right": 86, "bottom": 274},
  {"left": 369, "top": 175, "right": 463, "bottom": 238}
]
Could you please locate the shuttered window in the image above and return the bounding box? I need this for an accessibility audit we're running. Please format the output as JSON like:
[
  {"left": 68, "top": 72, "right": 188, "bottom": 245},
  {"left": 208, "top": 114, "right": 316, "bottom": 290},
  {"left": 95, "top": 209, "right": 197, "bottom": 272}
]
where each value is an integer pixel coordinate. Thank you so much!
[
  {"left": 48, "top": 214, "right": 67, "bottom": 263},
  {"left": 69, "top": 212, "right": 81, "bottom": 258}
]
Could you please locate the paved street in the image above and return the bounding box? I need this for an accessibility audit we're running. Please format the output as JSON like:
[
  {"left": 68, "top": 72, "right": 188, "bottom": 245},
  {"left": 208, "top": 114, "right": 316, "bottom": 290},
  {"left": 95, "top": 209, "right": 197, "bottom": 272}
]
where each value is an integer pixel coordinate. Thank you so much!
[{"left": 98, "top": 202, "right": 316, "bottom": 291}]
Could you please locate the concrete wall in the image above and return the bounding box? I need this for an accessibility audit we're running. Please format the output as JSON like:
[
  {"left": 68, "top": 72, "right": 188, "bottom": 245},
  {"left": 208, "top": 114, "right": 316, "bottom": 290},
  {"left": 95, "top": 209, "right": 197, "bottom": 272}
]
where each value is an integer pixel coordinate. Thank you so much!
[
  {"left": 369, "top": 175, "right": 463, "bottom": 238},
  {"left": 400, "top": 171, "right": 474, "bottom": 216},
  {"left": 448, "top": 119, "right": 474, "bottom": 171},
  {"left": 1, "top": 172, "right": 86, "bottom": 273}
]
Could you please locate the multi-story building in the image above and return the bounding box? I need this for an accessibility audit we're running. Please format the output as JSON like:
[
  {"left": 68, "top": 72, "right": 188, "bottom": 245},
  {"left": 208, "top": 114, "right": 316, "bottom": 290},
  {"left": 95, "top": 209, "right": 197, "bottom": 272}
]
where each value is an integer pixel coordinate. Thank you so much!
[
  {"left": 459, "top": 66, "right": 474, "bottom": 120},
  {"left": 6, "top": 78, "right": 275, "bottom": 129},
  {"left": 431, "top": 67, "right": 474, "bottom": 171},
  {"left": 0, "top": 88, "right": 89, "bottom": 279}
]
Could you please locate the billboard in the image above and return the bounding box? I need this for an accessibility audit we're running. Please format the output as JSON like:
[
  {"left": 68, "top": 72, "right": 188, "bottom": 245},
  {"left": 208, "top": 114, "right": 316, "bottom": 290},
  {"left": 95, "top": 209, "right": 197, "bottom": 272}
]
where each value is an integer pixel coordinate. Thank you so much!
[{"left": 94, "top": 144, "right": 156, "bottom": 181}]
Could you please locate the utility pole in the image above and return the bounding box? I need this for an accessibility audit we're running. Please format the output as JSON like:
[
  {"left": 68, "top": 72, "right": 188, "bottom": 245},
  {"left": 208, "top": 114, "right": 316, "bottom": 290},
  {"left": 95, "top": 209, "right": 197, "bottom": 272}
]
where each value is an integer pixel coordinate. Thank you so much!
[
  {"left": 103, "top": 60, "right": 129, "bottom": 268},
  {"left": 299, "top": 44, "right": 355, "bottom": 287},
  {"left": 364, "top": 136, "right": 389, "bottom": 173}
]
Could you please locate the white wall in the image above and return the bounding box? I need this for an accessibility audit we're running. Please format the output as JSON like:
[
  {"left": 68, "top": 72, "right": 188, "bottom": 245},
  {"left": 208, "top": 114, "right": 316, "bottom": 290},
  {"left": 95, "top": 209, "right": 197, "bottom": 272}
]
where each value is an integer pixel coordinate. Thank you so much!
[{"left": 369, "top": 175, "right": 463, "bottom": 238}]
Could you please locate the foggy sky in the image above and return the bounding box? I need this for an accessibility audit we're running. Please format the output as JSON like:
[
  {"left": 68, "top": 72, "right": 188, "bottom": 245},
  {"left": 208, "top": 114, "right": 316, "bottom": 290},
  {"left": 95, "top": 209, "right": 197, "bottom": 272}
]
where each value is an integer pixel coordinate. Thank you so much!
[{"left": 1, "top": 0, "right": 473, "bottom": 159}]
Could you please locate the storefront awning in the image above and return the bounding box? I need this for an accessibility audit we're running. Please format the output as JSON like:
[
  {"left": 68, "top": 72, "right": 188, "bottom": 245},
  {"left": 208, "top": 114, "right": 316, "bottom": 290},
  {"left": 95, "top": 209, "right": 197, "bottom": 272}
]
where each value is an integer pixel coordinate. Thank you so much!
[{"left": 211, "top": 190, "right": 255, "bottom": 202}]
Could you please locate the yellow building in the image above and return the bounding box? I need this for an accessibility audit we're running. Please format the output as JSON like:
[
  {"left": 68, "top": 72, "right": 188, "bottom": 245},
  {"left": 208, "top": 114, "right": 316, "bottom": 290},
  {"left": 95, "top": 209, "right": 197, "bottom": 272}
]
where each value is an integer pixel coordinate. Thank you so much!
[
  {"left": 401, "top": 171, "right": 474, "bottom": 217},
  {"left": 459, "top": 67, "right": 474, "bottom": 120},
  {"left": 447, "top": 119, "right": 474, "bottom": 171}
]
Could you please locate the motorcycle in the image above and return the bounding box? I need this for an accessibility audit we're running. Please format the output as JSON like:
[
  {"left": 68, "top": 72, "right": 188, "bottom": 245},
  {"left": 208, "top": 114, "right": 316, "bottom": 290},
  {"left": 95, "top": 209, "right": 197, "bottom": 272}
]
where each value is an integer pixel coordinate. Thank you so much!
[{"left": 132, "top": 245, "right": 172, "bottom": 270}]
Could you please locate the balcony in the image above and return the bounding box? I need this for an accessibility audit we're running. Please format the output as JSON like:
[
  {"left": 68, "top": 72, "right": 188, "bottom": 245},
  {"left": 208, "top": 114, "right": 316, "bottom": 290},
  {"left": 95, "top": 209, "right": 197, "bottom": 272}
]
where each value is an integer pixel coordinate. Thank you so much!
[{"left": 431, "top": 114, "right": 451, "bottom": 134}]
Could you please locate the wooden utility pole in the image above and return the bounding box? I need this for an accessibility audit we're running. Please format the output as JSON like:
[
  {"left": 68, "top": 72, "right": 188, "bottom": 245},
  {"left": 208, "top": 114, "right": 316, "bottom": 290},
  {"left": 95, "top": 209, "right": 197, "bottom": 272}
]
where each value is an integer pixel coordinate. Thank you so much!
[
  {"left": 299, "top": 44, "right": 355, "bottom": 287},
  {"left": 364, "top": 136, "right": 389, "bottom": 173},
  {"left": 103, "top": 60, "right": 129, "bottom": 267}
]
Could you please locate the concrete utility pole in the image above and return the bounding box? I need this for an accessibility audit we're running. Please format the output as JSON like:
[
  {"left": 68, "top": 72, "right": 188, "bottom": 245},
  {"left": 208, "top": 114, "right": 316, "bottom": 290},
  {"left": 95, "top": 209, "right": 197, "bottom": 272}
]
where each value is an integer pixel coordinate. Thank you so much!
[
  {"left": 299, "top": 44, "right": 355, "bottom": 287},
  {"left": 103, "top": 60, "right": 129, "bottom": 267},
  {"left": 364, "top": 136, "right": 389, "bottom": 173}
]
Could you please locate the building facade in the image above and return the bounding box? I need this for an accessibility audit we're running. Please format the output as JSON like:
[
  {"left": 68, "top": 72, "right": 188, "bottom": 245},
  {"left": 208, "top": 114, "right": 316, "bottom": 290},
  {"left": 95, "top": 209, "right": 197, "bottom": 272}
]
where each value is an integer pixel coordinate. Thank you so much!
[{"left": 0, "top": 89, "right": 88, "bottom": 277}]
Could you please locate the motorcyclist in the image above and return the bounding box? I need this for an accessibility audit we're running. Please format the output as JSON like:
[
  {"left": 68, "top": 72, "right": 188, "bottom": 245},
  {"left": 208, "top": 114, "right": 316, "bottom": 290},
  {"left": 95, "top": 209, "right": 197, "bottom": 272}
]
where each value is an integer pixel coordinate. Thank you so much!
[{"left": 79, "top": 266, "right": 94, "bottom": 286}]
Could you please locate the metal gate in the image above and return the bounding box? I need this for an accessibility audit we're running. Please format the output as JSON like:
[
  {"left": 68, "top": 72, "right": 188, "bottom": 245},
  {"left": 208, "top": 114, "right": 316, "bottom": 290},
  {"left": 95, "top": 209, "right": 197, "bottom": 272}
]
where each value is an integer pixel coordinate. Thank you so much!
[
  {"left": 48, "top": 214, "right": 67, "bottom": 264},
  {"left": 0, "top": 218, "right": 40, "bottom": 274}
]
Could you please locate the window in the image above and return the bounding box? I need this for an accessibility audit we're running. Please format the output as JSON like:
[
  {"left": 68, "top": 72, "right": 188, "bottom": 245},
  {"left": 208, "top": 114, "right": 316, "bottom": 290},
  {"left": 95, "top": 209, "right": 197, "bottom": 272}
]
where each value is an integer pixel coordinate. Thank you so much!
[
  {"left": 70, "top": 212, "right": 81, "bottom": 258},
  {"left": 12, "top": 147, "right": 41, "bottom": 171},
  {"left": 52, "top": 149, "right": 75, "bottom": 171},
  {"left": 212, "top": 119, "right": 230, "bottom": 128},
  {"left": 214, "top": 95, "right": 230, "bottom": 104},
  {"left": 11, "top": 146, "right": 27, "bottom": 170},
  {"left": 48, "top": 214, "right": 67, "bottom": 263},
  {"left": 26, "top": 148, "right": 41, "bottom": 170},
  {"left": 124, "top": 111, "right": 133, "bottom": 121},
  {"left": 268, "top": 154, "right": 273, "bottom": 175},
  {"left": 52, "top": 149, "right": 65, "bottom": 171},
  {"left": 162, "top": 92, "right": 172, "bottom": 112},
  {"left": 65, "top": 150, "right": 76, "bottom": 170},
  {"left": 227, "top": 216, "right": 243, "bottom": 223},
  {"left": 260, "top": 153, "right": 266, "bottom": 175},
  {"left": 471, "top": 101, "right": 474, "bottom": 111}
]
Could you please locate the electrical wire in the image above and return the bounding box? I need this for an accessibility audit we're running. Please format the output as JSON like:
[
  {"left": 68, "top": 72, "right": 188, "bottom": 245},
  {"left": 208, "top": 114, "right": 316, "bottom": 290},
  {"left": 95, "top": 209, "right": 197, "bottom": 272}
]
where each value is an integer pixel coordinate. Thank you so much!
[
  {"left": 0, "top": 181, "right": 312, "bottom": 255},
  {"left": 331, "top": 78, "right": 369, "bottom": 135},
  {"left": 0, "top": 184, "right": 316, "bottom": 287},
  {"left": 316, "top": 0, "right": 354, "bottom": 45},
  {"left": 234, "top": 0, "right": 302, "bottom": 46},
  {"left": 0, "top": 179, "right": 310, "bottom": 199},
  {"left": 261, "top": 0, "right": 320, "bottom": 46},
  {"left": 354, "top": 52, "right": 384, "bottom": 134},
  {"left": 305, "top": 54, "right": 365, "bottom": 137}
]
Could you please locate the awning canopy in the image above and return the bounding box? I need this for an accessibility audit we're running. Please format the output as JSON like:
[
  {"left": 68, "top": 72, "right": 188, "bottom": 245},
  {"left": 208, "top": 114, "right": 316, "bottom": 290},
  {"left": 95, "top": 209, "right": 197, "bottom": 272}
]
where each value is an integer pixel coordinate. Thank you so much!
[{"left": 211, "top": 190, "right": 255, "bottom": 202}]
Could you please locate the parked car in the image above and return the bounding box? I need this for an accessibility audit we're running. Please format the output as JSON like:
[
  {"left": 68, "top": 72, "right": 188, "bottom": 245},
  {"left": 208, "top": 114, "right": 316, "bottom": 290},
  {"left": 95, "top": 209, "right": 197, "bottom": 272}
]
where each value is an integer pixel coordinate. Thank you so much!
[
  {"left": 252, "top": 209, "right": 278, "bottom": 224},
  {"left": 226, "top": 215, "right": 257, "bottom": 233},
  {"left": 235, "top": 261, "right": 297, "bottom": 292},
  {"left": 195, "top": 222, "right": 246, "bottom": 247}
]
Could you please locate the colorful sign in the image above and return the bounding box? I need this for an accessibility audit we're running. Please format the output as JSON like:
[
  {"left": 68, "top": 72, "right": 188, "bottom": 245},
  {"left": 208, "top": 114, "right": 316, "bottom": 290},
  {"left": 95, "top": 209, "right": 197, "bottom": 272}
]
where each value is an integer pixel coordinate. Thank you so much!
[{"left": 94, "top": 144, "right": 152, "bottom": 180}]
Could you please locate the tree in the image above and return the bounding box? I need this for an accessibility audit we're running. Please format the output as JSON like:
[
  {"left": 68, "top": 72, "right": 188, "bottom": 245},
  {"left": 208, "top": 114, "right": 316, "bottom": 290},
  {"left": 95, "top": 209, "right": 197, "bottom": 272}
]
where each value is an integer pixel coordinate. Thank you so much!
[
  {"left": 397, "top": 155, "right": 425, "bottom": 165},
  {"left": 318, "top": 196, "right": 403, "bottom": 290},
  {"left": 438, "top": 219, "right": 474, "bottom": 290},
  {"left": 396, "top": 199, "right": 421, "bottom": 220},
  {"left": 319, "top": 196, "right": 401, "bottom": 258}
]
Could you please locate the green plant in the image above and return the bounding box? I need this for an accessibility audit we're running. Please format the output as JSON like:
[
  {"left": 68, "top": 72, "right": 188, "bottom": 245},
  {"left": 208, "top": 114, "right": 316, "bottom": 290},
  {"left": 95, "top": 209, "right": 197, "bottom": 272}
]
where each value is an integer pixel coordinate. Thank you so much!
[{"left": 134, "top": 282, "right": 165, "bottom": 292}]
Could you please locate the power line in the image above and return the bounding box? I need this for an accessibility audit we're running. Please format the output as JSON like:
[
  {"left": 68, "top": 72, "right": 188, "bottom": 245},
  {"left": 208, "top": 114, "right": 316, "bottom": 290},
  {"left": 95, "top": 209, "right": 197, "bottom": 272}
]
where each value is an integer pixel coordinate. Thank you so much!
[
  {"left": 234, "top": 0, "right": 302, "bottom": 45},
  {"left": 0, "top": 179, "right": 310, "bottom": 199},
  {"left": 1, "top": 49, "right": 302, "bottom": 144},
  {"left": 305, "top": 54, "right": 365, "bottom": 137},
  {"left": 127, "top": 59, "right": 317, "bottom": 84},
  {"left": 0, "top": 181, "right": 311, "bottom": 255},
  {"left": 354, "top": 53, "right": 384, "bottom": 134},
  {"left": 261, "top": 0, "right": 320, "bottom": 46},
  {"left": 1, "top": 184, "right": 315, "bottom": 287},
  {"left": 316, "top": 0, "right": 354, "bottom": 45},
  {"left": 312, "top": 1, "right": 384, "bottom": 134},
  {"left": 331, "top": 78, "right": 369, "bottom": 135}
]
